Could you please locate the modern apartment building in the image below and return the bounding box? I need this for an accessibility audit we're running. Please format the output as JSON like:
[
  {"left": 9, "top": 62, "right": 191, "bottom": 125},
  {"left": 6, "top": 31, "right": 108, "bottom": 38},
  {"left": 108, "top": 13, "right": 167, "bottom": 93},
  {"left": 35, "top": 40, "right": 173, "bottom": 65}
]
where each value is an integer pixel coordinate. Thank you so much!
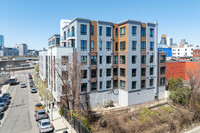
[
  {"left": 39, "top": 50, "right": 48, "bottom": 81},
  {"left": 0, "top": 35, "right": 4, "bottom": 49},
  {"left": 172, "top": 44, "right": 194, "bottom": 58},
  {"left": 48, "top": 34, "right": 60, "bottom": 47},
  {"left": 49, "top": 18, "right": 167, "bottom": 108},
  {"left": 19, "top": 44, "right": 28, "bottom": 56}
]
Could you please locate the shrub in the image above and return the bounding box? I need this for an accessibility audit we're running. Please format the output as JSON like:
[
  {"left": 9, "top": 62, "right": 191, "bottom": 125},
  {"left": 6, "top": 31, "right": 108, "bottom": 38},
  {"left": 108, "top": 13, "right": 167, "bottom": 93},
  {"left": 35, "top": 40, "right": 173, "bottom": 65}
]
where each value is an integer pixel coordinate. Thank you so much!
[{"left": 59, "top": 106, "right": 63, "bottom": 116}]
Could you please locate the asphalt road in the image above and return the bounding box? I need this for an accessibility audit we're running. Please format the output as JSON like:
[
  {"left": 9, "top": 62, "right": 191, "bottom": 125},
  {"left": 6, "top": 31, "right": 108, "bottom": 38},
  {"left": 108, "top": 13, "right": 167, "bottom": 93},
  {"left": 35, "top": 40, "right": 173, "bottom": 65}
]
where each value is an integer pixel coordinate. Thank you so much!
[{"left": 0, "top": 70, "right": 41, "bottom": 133}]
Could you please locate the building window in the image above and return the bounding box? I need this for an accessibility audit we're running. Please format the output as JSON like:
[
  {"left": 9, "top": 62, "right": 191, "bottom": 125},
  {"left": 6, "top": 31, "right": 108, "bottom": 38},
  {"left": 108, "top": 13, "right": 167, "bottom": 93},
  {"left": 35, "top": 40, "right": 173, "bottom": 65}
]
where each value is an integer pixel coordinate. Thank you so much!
[
  {"left": 132, "top": 41, "right": 137, "bottom": 51},
  {"left": 150, "top": 28, "right": 154, "bottom": 37},
  {"left": 115, "top": 42, "right": 118, "bottom": 51},
  {"left": 132, "top": 56, "right": 136, "bottom": 64},
  {"left": 120, "top": 80, "right": 125, "bottom": 89},
  {"left": 120, "top": 68, "right": 125, "bottom": 77},
  {"left": 120, "top": 56, "right": 125, "bottom": 64},
  {"left": 132, "top": 81, "right": 136, "bottom": 89},
  {"left": 120, "top": 27, "right": 126, "bottom": 37},
  {"left": 81, "top": 40, "right": 87, "bottom": 51},
  {"left": 91, "top": 56, "right": 97, "bottom": 65},
  {"left": 113, "top": 56, "right": 118, "bottom": 64},
  {"left": 115, "top": 28, "right": 118, "bottom": 37},
  {"left": 141, "top": 80, "right": 146, "bottom": 88},
  {"left": 160, "top": 55, "right": 166, "bottom": 63},
  {"left": 160, "top": 77, "right": 165, "bottom": 86},
  {"left": 120, "top": 41, "right": 126, "bottom": 51},
  {"left": 81, "top": 24, "right": 87, "bottom": 35},
  {"left": 64, "top": 31, "right": 66, "bottom": 40},
  {"left": 91, "top": 82, "right": 97, "bottom": 91},
  {"left": 106, "top": 41, "right": 111, "bottom": 51},
  {"left": 106, "top": 80, "right": 111, "bottom": 88},
  {"left": 99, "top": 81, "right": 102, "bottom": 90},
  {"left": 106, "top": 27, "right": 111, "bottom": 37},
  {"left": 150, "top": 79, "right": 154, "bottom": 86},
  {"left": 99, "top": 56, "right": 102, "bottom": 64},
  {"left": 100, "top": 69, "right": 102, "bottom": 77},
  {"left": 141, "top": 27, "right": 146, "bottom": 37},
  {"left": 141, "top": 41, "right": 146, "bottom": 51},
  {"left": 99, "top": 26, "right": 102, "bottom": 36},
  {"left": 61, "top": 56, "right": 68, "bottom": 65},
  {"left": 81, "top": 70, "right": 87, "bottom": 78},
  {"left": 99, "top": 41, "right": 102, "bottom": 51},
  {"left": 150, "top": 42, "right": 154, "bottom": 51},
  {"left": 132, "top": 69, "right": 136, "bottom": 77},
  {"left": 160, "top": 67, "right": 166, "bottom": 74},
  {"left": 106, "top": 56, "right": 111, "bottom": 64},
  {"left": 141, "top": 68, "right": 146, "bottom": 76},
  {"left": 72, "top": 26, "right": 75, "bottom": 37},
  {"left": 141, "top": 55, "right": 146, "bottom": 64},
  {"left": 132, "top": 26, "right": 137, "bottom": 36},
  {"left": 91, "top": 69, "right": 97, "bottom": 78},
  {"left": 90, "top": 41, "right": 94, "bottom": 51},
  {"left": 113, "top": 68, "right": 118, "bottom": 76},
  {"left": 81, "top": 83, "right": 87, "bottom": 92},
  {"left": 106, "top": 69, "right": 111, "bottom": 77},
  {"left": 91, "top": 25, "right": 94, "bottom": 36},
  {"left": 113, "top": 80, "right": 118, "bottom": 88},
  {"left": 150, "top": 55, "right": 154, "bottom": 63},
  {"left": 150, "top": 68, "right": 154, "bottom": 75},
  {"left": 62, "top": 71, "right": 68, "bottom": 80},
  {"left": 81, "top": 56, "right": 87, "bottom": 65}
]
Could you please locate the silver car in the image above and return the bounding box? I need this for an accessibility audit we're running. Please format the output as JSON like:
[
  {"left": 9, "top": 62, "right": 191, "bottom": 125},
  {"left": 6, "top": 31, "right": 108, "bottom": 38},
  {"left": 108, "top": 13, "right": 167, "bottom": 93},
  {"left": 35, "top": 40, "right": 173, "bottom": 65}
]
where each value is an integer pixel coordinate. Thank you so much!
[
  {"left": 0, "top": 103, "right": 5, "bottom": 112},
  {"left": 37, "top": 119, "right": 54, "bottom": 133},
  {"left": 31, "top": 87, "right": 37, "bottom": 93},
  {"left": 21, "top": 82, "right": 27, "bottom": 88},
  {"left": 35, "top": 109, "right": 48, "bottom": 121}
]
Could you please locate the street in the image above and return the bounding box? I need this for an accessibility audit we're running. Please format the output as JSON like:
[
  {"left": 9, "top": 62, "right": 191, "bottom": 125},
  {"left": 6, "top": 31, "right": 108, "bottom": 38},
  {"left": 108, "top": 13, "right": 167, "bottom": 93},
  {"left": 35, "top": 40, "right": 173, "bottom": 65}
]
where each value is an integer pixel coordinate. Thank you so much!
[{"left": 0, "top": 70, "right": 41, "bottom": 133}]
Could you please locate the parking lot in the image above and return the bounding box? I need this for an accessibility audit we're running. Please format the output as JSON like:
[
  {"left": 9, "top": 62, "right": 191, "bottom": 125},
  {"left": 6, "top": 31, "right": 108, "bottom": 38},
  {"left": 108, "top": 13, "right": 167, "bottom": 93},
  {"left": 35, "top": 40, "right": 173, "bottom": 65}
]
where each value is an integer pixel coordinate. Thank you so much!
[{"left": 0, "top": 70, "right": 48, "bottom": 133}]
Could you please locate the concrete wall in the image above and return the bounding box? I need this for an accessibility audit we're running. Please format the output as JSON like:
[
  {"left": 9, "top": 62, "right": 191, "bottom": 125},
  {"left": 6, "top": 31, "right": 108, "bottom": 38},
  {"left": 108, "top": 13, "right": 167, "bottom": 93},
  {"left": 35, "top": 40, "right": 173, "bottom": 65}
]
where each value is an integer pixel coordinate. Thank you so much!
[{"left": 119, "top": 88, "right": 128, "bottom": 106}]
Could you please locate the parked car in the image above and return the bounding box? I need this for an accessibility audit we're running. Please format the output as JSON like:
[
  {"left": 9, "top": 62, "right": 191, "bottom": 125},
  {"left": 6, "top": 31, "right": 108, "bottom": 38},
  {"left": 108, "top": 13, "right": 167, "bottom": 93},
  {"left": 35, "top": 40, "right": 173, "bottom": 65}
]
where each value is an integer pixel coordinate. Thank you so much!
[
  {"left": 35, "top": 103, "right": 44, "bottom": 111},
  {"left": 21, "top": 83, "right": 27, "bottom": 88},
  {"left": 30, "top": 82, "right": 34, "bottom": 87},
  {"left": 3, "top": 93, "right": 10, "bottom": 99},
  {"left": 35, "top": 109, "right": 48, "bottom": 121},
  {"left": 31, "top": 87, "right": 37, "bottom": 93},
  {"left": 37, "top": 119, "right": 54, "bottom": 133},
  {"left": 1, "top": 98, "right": 9, "bottom": 106},
  {"left": 29, "top": 74, "right": 32, "bottom": 79},
  {"left": 0, "top": 103, "right": 5, "bottom": 112}
]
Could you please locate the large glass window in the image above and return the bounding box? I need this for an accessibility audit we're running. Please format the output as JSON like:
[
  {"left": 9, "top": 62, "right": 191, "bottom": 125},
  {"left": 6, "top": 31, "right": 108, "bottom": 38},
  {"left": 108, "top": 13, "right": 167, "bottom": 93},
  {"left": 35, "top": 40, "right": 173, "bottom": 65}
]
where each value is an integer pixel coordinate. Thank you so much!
[
  {"left": 150, "top": 79, "right": 154, "bottom": 86},
  {"left": 120, "top": 56, "right": 125, "bottom": 64},
  {"left": 113, "top": 56, "right": 118, "bottom": 64},
  {"left": 106, "top": 27, "right": 111, "bottom": 37},
  {"left": 150, "top": 55, "right": 154, "bottom": 63},
  {"left": 141, "top": 27, "right": 146, "bottom": 37},
  {"left": 115, "top": 28, "right": 118, "bottom": 37},
  {"left": 81, "top": 70, "right": 87, "bottom": 79},
  {"left": 160, "top": 67, "right": 166, "bottom": 74},
  {"left": 141, "top": 68, "right": 146, "bottom": 76},
  {"left": 120, "top": 80, "right": 125, "bottom": 89},
  {"left": 141, "top": 55, "right": 146, "bottom": 64},
  {"left": 160, "top": 77, "right": 165, "bottom": 86},
  {"left": 115, "top": 42, "right": 118, "bottom": 51},
  {"left": 150, "top": 68, "right": 154, "bottom": 75},
  {"left": 99, "top": 69, "right": 102, "bottom": 77},
  {"left": 106, "top": 56, "right": 111, "bottom": 64},
  {"left": 81, "top": 83, "right": 87, "bottom": 92},
  {"left": 141, "top": 42, "right": 146, "bottom": 51},
  {"left": 160, "top": 55, "right": 166, "bottom": 63},
  {"left": 72, "top": 26, "right": 75, "bottom": 37},
  {"left": 113, "top": 68, "right": 118, "bottom": 76},
  {"left": 150, "top": 28, "right": 154, "bottom": 37},
  {"left": 81, "top": 40, "right": 87, "bottom": 51},
  {"left": 64, "top": 31, "right": 66, "bottom": 40},
  {"left": 132, "top": 41, "right": 137, "bottom": 51},
  {"left": 99, "top": 81, "right": 102, "bottom": 90},
  {"left": 91, "top": 56, "right": 97, "bottom": 65},
  {"left": 132, "top": 81, "right": 136, "bottom": 89},
  {"left": 91, "top": 82, "right": 97, "bottom": 91},
  {"left": 120, "top": 68, "right": 125, "bottom": 77},
  {"left": 99, "top": 41, "right": 102, "bottom": 51},
  {"left": 150, "top": 42, "right": 154, "bottom": 51},
  {"left": 132, "top": 69, "right": 136, "bottom": 77},
  {"left": 132, "top": 26, "right": 137, "bottom": 36},
  {"left": 81, "top": 56, "right": 87, "bottom": 65},
  {"left": 106, "top": 69, "right": 111, "bottom": 77},
  {"left": 132, "top": 56, "right": 136, "bottom": 64},
  {"left": 120, "top": 27, "right": 126, "bottom": 37},
  {"left": 120, "top": 41, "right": 126, "bottom": 51},
  {"left": 90, "top": 41, "right": 94, "bottom": 51},
  {"left": 106, "top": 80, "right": 111, "bottom": 88},
  {"left": 113, "top": 80, "right": 118, "bottom": 88},
  {"left": 91, "top": 70, "right": 97, "bottom": 78},
  {"left": 91, "top": 25, "right": 94, "bottom": 36},
  {"left": 106, "top": 41, "right": 111, "bottom": 51},
  {"left": 141, "top": 80, "right": 146, "bottom": 88},
  {"left": 99, "top": 56, "right": 102, "bottom": 64},
  {"left": 99, "top": 26, "right": 102, "bottom": 36},
  {"left": 81, "top": 24, "right": 87, "bottom": 35}
]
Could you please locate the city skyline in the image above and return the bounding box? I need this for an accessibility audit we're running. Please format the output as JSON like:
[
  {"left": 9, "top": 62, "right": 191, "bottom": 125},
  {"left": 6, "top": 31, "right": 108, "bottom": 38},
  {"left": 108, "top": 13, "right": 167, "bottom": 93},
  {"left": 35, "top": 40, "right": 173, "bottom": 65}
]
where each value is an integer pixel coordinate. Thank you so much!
[{"left": 1, "top": 0, "right": 200, "bottom": 50}]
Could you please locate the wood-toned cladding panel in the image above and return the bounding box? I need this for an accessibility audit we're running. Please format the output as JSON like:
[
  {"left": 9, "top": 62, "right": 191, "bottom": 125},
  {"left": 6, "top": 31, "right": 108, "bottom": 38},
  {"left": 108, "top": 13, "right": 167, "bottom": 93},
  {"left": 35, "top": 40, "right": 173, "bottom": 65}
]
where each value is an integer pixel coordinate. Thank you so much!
[{"left": 90, "top": 21, "right": 97, "bottom": 52}]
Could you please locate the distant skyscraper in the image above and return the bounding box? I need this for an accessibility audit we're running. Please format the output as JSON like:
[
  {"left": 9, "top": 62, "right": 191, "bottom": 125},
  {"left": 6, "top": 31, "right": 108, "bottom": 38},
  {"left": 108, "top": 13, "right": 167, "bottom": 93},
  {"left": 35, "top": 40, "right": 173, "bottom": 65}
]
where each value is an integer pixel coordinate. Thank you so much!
[
  {"left": 167, "top": 37, "right": 173, "bottom": 47},
  {"left": 160, "top": 34, "right": 167, "bottom": 45},
  {"left": 19, "top": 44, "right": 28, "bottom": 56},
  {"left": 0, "top": 35, "right": 4, "bottom": 49}
]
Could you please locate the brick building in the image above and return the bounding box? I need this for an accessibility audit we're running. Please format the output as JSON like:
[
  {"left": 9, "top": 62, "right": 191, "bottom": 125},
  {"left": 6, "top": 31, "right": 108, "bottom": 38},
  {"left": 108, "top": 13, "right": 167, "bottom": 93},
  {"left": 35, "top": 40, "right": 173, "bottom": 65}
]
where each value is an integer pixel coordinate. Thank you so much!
[{"left": 193, "top": 49, "right": 200, "bottom": 60}]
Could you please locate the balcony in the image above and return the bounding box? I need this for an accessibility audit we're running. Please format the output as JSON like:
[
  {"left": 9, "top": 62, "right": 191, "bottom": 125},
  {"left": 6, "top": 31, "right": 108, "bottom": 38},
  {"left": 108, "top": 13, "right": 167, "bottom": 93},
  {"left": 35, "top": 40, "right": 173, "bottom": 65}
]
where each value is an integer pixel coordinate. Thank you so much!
[{"left": 67, "top": 33, "right": 75, "bottom": 40}]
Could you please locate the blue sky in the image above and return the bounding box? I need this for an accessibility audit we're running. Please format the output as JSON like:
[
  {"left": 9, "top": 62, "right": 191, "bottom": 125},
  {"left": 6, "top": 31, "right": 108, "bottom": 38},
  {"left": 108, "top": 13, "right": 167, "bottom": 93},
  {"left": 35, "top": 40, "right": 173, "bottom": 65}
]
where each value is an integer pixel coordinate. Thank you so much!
[{"left": 0, "top": 0, "right": 200, "bottom": 50}]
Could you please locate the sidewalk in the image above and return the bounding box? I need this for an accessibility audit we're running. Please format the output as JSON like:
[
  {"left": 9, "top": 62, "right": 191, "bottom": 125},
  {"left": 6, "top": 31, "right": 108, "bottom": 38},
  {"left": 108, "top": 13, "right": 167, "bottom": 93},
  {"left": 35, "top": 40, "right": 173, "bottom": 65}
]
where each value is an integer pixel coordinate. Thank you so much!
[
  {"left": 47, "top": 105, "right": 77, "bottom": 133},
  {"left": 0, "top": 84, "right": 9, "bottom": 97}
]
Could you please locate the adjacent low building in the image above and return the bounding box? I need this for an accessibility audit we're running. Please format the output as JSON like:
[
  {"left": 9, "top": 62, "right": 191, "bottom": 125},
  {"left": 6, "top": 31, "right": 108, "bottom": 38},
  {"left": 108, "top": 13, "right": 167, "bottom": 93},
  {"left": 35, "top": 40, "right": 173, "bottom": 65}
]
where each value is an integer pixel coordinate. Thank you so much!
[
  {"left": 193, "top": 49, "right": 200, "bottom": 60},
  {"left": 39, "top": 50, "right": 48, "bottom": 81}
]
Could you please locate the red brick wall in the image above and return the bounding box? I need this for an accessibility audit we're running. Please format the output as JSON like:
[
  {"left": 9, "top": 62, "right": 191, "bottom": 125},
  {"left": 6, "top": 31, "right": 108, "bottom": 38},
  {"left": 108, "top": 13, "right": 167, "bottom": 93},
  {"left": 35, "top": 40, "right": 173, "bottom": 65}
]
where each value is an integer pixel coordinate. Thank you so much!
[{"left": 166, "top": 61, "right": 200, "bottom": 80}]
